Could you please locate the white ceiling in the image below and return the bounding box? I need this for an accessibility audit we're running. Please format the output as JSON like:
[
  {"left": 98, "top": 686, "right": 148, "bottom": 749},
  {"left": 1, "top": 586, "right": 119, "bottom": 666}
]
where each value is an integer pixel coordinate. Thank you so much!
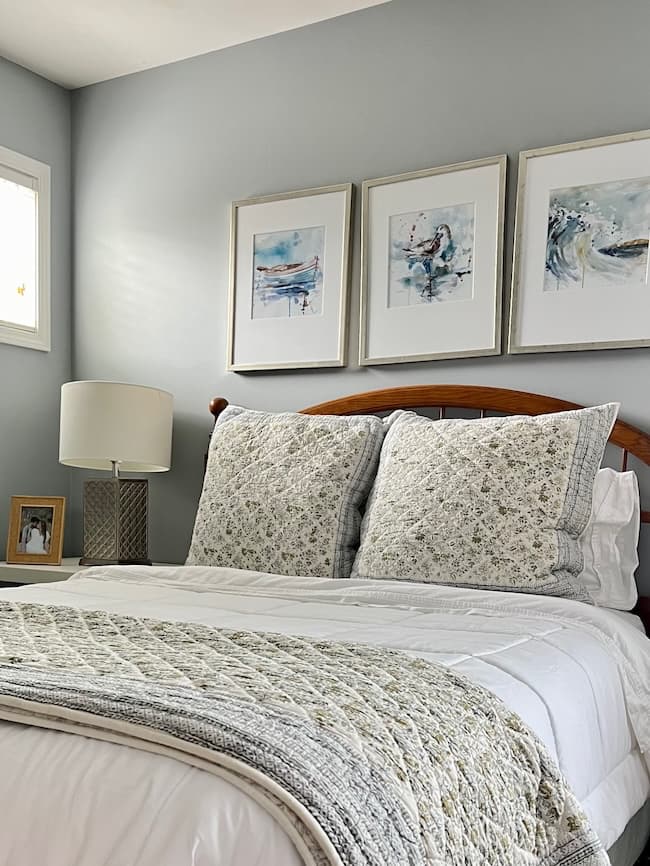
[{"left": 0, "top": 0, "right": 388, "bottom": 89}]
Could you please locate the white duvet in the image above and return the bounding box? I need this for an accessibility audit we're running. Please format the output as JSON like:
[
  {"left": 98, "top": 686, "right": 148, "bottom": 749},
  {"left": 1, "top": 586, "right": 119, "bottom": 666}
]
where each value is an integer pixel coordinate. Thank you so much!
[{"left": 0, "top": 565, "right": 649, "bottom": 866}]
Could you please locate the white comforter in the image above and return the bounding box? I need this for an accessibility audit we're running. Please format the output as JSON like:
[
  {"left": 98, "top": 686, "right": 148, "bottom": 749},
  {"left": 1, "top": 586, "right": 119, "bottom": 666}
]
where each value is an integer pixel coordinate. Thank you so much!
[{"left": 0, "top": 566, "right": 649, "bottom": 866}]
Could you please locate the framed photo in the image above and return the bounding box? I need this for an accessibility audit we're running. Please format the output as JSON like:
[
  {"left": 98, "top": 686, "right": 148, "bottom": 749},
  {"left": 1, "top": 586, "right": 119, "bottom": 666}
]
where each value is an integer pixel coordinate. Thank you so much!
[
  {"left": 509, "top": 129, "right": 650, "bottom": 354},
  {"left": 228, "top": 183, "right": 353, "bottom": 371},
  {"left": 6, "top": 495, "right": 66, "bottom": 565},
  {"left": 359, "top": 155, "right": 506, "bottom": 365}
]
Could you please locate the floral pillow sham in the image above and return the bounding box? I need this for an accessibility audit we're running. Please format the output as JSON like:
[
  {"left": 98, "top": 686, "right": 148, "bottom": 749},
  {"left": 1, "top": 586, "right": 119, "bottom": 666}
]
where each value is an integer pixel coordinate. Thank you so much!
[
  {"left": 352, "top": 403, "right": 619, "bottom": 601},
  {"left": 186, "top": 405, "right": 385, "bottom": 578}
]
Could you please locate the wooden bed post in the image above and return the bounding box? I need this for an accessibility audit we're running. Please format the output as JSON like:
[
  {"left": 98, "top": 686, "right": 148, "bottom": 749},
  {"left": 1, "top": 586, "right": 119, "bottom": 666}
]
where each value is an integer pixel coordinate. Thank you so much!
[
  {"left": 205, "top": 398, "right": 229, "bottom": 470},
  {"left": 209, "top": 397, "right": 229, "bottom": 423}
]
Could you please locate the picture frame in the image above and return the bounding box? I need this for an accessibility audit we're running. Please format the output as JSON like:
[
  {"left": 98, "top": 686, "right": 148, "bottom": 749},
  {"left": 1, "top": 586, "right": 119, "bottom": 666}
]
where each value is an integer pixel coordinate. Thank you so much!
[
  {"left": 227, "top": 183, "right": 353, "bottom": 371},
  {"left": 6, "top": 495, "right": 66, "bottom": 565},
  {"left": 509, "top": 129, "right": 650, "bottom": 354},
  {"left": 359, "top": 154, "right": 506, "bottom": 365}
]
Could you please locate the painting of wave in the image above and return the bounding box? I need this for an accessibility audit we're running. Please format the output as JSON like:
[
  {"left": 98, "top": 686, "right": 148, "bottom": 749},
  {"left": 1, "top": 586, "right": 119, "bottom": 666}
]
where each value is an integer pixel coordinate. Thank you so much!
[
  {"left": 252, "top": 226, "right": 324, "bottom": 319},
  {"left": 388, "top": 202, "right": 475, "bottom": 308},
  {"left": 545, "top": 177, "right": 650, "bottom": 292}
]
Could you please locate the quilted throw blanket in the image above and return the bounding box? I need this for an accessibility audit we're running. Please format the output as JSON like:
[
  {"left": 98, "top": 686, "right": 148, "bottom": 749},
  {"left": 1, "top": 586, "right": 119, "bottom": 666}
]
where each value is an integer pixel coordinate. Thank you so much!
[{"left": 0, "top": 602, "right": 607, "bottom": 866}]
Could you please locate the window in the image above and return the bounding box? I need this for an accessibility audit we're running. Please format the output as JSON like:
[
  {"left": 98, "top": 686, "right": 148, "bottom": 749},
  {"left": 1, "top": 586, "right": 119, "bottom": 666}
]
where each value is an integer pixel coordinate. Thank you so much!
[{"left": 0, "top": 145, "right": 50, "bottom": 351}]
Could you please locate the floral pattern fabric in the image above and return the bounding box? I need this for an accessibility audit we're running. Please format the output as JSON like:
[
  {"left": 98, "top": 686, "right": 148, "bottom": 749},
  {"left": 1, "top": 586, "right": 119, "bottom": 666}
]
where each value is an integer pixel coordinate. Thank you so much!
[
  {"left": 353, "top": 404, "right": 618, "bottom": 600},
  {"left": 187, "top": 406, "right": 385, "bottom": 578},
  {"left": 0, "top": 601, "right": 608, "bottom": 866}
]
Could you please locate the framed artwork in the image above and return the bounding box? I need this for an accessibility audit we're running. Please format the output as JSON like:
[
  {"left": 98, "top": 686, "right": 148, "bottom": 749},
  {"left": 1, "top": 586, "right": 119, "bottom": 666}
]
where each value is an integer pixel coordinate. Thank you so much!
[
  {"left": 359, "top": 154, "right": 506, "bottom": 365},
  {"left": 6, "top": 495, "right": 66, "bottom": 565},
  {"left": 509, "top": 129, "right": 650, "bottom": 354},
  {"left": 228, "top": 183, "right": 353, "bottom": 371}
]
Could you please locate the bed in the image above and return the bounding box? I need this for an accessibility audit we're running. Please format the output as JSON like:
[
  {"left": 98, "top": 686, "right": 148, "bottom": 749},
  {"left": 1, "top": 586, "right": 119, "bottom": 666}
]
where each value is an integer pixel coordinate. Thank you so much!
[{"left": 0, "top": 384, "right": 648, "bottom": 866}]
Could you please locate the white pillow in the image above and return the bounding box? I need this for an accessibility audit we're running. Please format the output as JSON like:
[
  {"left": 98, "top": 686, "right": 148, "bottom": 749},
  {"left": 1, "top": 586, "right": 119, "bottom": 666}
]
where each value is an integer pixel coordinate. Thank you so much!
[{"left": 579, "top": 469, "right": 640, "bottom": 610}]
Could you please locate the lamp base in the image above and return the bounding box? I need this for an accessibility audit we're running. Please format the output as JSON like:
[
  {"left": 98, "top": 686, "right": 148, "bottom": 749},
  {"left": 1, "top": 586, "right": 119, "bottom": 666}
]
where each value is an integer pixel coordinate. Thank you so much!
[
  {"left": 82, "top": 477, "right": 151, "bottom": 566},
  {"left": 79, "top": 556, "right": 152, "bottom": 566}
]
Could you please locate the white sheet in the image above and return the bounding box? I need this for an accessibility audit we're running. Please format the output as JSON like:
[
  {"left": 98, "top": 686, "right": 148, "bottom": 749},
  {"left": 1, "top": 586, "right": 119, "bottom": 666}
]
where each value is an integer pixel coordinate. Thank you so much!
[{"left": 0, "top": 566, "right": 648, "bottom": 865}]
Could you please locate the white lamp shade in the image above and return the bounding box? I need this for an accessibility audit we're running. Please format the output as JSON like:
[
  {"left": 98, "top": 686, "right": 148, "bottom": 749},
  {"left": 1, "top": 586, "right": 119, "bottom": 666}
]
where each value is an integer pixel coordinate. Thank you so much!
[{"left": 59, "top": 381, "right": 173, "bottom": 472}]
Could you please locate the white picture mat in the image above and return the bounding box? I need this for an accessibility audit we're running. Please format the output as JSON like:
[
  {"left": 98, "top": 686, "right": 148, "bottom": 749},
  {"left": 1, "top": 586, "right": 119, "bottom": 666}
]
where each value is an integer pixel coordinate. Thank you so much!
[
  {"left": 232, "top": 190, "right": 347, "bottom": 368},
  {"left": 515, "top": 137, "right": 650, "bottom": 349},
  {"left": 364, "top": 162, "right": 502, "bottom": 363}
]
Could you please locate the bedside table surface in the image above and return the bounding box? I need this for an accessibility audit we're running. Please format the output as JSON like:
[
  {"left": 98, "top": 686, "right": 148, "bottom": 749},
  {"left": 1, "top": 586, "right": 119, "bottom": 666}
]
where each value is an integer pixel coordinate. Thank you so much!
[
  {"left": 0, "top": 558, "right": 86, "bottom": 583},
  {"left": 0, "top": 559, "right": 175, "bottom": 584}
]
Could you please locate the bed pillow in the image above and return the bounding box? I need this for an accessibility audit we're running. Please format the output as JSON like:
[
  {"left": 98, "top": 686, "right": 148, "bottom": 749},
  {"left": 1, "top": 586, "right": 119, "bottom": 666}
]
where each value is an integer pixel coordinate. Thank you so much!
[
  {"left": 186, "top": 406, "right": 385, "bottom": 578},
  {"left": 352, "top": 403, "right": 619, "bottom": 601},
  {"left": 579, "top": 468, "right": 640, "bottom": 610}
]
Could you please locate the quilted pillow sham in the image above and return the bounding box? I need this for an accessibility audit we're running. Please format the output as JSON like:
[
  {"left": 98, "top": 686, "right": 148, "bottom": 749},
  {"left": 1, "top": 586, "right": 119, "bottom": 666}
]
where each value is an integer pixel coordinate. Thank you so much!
[
  {"left": 186, "top": 406, "right": 385, "bottom": 578},
  {"left": 352, "top": 403, "right": 619, "bottom": 601}
]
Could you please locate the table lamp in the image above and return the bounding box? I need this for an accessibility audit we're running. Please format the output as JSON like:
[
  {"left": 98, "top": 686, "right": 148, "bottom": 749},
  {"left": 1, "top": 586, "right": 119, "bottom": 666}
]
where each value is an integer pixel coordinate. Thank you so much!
[{"left": 59, "top": 381, "right": 173, "bottom": 565}]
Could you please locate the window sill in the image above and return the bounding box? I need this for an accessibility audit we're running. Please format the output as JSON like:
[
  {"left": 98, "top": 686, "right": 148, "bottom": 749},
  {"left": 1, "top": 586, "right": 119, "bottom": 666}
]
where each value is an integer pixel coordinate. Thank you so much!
[{"left": 0, "top": 322, "right": 50, "bottom": 352}]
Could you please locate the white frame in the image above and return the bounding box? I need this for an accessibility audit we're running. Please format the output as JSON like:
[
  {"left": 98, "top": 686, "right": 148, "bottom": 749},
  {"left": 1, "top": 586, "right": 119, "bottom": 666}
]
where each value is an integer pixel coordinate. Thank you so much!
[
  {"left": 509, "top": 129, "right": 650, "bottom": 354},
  {"left": 0, "top": 144, "right": 51, "bottom": 352},
  {"left": 227, "top": 183, "right": 353, "bottom": 371},
  {"left": 359, "top": 155, "right": 506, "bottom": 366}
]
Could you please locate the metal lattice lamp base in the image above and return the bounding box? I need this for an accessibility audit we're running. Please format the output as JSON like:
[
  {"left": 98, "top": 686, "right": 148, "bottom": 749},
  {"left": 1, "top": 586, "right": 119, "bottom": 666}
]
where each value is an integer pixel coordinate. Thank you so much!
[{"left": 81, "top": 478, "right": 151, "bottom": 566}]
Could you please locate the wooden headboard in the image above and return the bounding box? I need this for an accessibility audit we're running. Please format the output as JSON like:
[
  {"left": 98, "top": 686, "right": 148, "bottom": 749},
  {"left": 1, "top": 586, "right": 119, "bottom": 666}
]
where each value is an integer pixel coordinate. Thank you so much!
[{"left": 209, "top": 384, "right": 650, "bottom": 525}]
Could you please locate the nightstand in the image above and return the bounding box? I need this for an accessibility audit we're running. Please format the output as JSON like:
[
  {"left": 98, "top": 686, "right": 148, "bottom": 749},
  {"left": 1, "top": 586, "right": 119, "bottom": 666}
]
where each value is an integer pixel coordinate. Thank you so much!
[
  {"left": 0, "top": 558, "right": 88, "bottom": 585},
  {"left": 0, "top": 558, "right": 176, "bottom": 586},
  {"left": 635, "top": 597, "right": 650, "bottom": 636}
]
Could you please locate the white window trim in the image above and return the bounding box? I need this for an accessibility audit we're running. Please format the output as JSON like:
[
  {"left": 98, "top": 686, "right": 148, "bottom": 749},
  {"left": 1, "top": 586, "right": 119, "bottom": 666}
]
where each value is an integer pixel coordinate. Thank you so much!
[{"left": 0, "top": 144, "right": 51, "bottom": 352}]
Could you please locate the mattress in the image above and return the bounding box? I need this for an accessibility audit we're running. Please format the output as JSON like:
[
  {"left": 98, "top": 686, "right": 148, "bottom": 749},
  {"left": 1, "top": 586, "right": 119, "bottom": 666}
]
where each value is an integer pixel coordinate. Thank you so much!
[{"left": 0, "top": 565, "right": 648, "bottom": 866}]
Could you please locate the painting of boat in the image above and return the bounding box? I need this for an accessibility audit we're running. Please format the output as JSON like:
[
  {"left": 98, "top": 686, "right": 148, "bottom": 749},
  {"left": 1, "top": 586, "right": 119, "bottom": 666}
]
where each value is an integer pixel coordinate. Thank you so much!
[
  {"left": 544, "top": 176, "right": 650, "bottom": 292},
  {"left": 251, "top": 225, "right": 325, "bottom": 319},
  {"left": 256, "top": 256, "right": 319, "bottom": 287},
  {"left": 598, "top": 238, "right": 649, "bottom": 259}
]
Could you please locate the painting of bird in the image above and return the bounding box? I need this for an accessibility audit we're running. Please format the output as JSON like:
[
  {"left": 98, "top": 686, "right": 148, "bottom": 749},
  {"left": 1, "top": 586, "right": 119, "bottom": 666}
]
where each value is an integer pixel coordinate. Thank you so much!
[
  {"left": 404, "top": 223, "right": 454, "bottom": 264},
  {"left": 388, "top": 204, "right": 475, "bottom": 307}
]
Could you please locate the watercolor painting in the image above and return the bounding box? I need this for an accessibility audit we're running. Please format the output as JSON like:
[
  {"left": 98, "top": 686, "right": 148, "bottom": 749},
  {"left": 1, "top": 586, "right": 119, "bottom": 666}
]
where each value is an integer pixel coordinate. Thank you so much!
[
  {"left": 251, "top": 225, "right": 325, "bottom": 319},
  {"left": 544, "top": 176, "right": 650, "bottom": 292},
  {"left": 387, "top": 202, "right": 475, "bottom": 308}
]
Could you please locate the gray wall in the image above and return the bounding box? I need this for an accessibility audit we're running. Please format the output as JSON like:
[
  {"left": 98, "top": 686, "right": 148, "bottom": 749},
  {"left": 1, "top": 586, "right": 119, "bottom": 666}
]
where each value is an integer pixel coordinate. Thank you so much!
[
  {"left": 0, "top": 58, "right": 72, "bottom": 553},
  {"left": 71, "top": 0, "right": 650, "bottom": 586}
]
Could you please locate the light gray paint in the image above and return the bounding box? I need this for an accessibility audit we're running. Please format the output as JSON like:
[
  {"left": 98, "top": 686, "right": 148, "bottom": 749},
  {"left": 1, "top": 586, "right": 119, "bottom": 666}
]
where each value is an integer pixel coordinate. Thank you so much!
[
  {"left": 71, "top": 0, "right": 650, "bottom": 590},
  {"left": 0, "top": 58, "right": 72, "bottom": 555}
]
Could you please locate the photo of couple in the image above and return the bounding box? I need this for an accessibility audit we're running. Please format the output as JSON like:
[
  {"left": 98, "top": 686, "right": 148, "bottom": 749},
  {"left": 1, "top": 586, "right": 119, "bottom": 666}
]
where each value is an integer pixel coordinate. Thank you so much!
[
  {"left": 6, "top": 495, "right": 65, "bottom": 566},
  {"left": 17, "top": 507, "right": 53, "bottom": 555}
]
